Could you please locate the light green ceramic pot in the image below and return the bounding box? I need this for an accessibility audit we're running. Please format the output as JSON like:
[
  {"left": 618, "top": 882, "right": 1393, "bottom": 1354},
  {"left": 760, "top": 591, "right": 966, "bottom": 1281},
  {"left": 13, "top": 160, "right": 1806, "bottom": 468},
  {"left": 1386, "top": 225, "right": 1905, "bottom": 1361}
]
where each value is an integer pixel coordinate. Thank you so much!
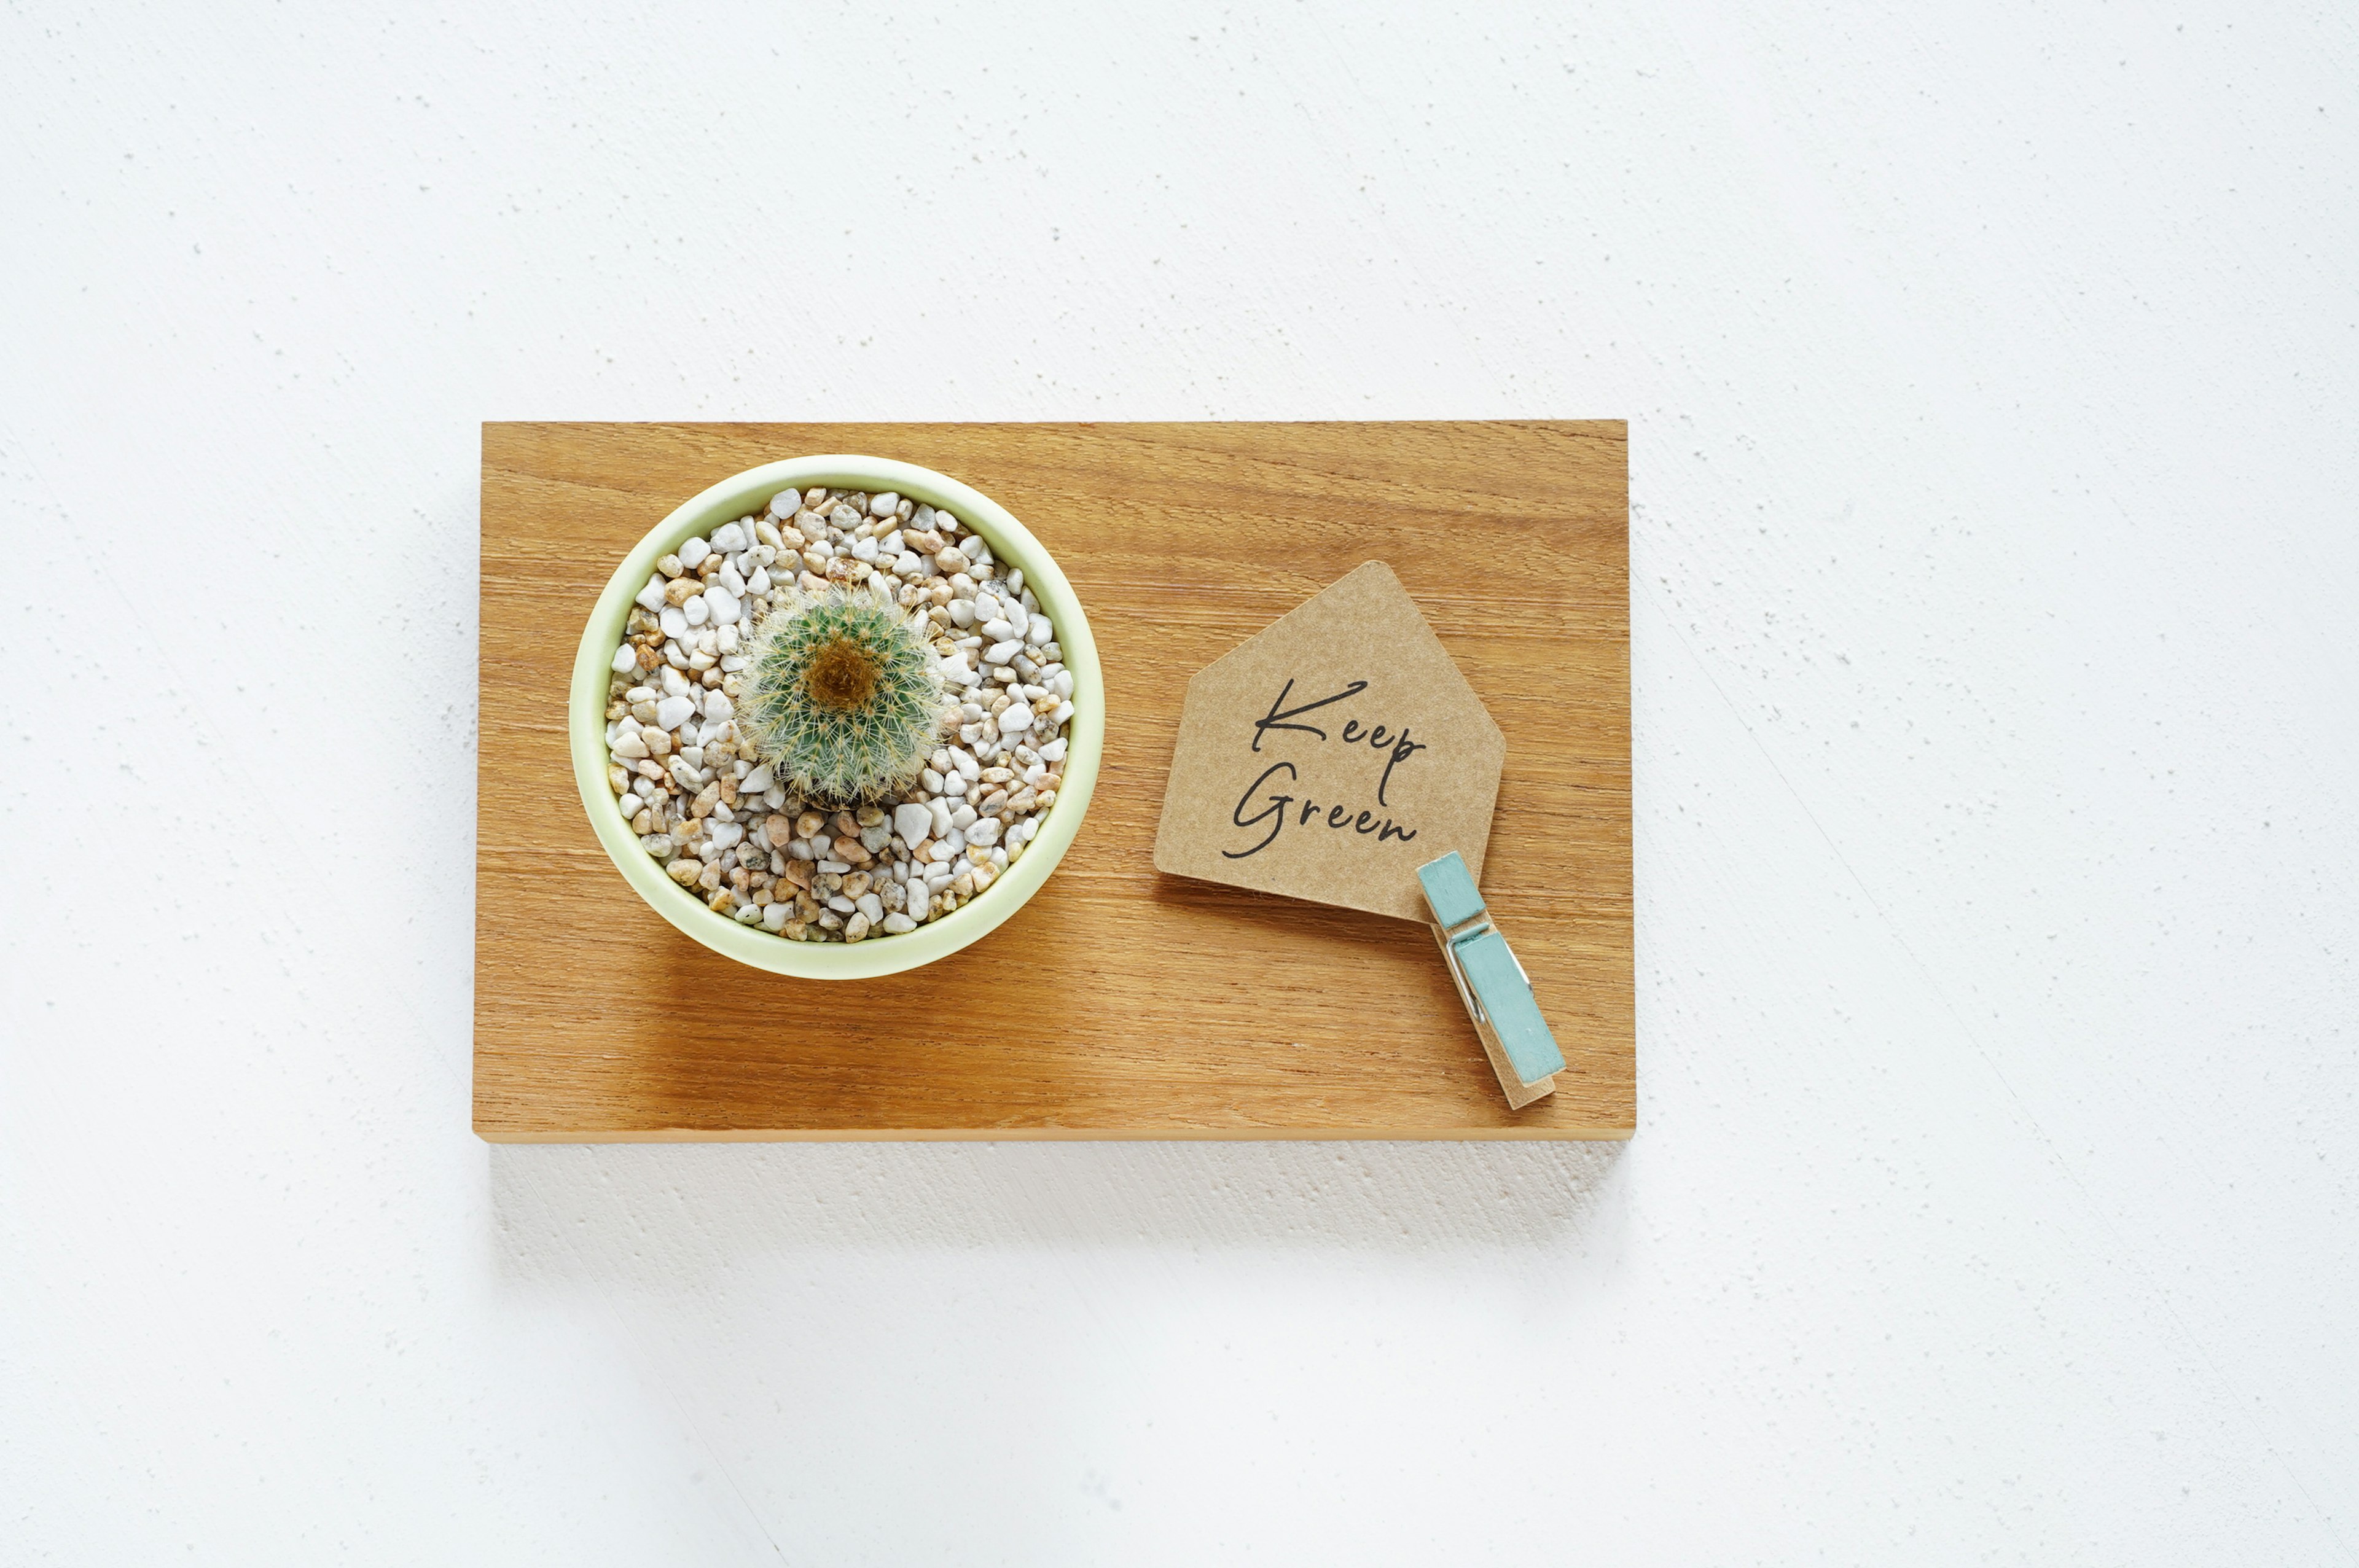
[{"left": 569, "top": 456, "right": 1101, "bottom": 980}]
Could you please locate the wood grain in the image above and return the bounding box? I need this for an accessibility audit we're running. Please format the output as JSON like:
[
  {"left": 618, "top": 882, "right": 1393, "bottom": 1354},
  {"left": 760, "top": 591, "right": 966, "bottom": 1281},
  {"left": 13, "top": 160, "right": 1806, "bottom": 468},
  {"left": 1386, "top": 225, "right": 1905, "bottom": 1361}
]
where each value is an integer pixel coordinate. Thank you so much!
[{"left": 475, "top": 422, "right": 1630, "bottom": 1140}]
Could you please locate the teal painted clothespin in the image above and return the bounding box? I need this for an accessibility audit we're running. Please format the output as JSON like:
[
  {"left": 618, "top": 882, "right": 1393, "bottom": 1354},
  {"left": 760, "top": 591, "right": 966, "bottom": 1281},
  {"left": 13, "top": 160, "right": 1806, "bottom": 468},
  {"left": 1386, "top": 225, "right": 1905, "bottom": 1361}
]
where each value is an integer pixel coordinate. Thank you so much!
[{"left": 1417, "top": 851, "right": 1565, "bottom": 1109}]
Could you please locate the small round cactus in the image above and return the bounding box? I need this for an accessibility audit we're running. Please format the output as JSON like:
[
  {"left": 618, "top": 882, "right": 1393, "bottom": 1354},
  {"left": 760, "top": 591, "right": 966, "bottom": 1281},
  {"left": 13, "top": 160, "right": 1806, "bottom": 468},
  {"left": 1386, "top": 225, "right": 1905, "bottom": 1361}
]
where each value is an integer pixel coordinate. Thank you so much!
[{"left": 738, "top": 583, "right": 952, "bottom": 803}]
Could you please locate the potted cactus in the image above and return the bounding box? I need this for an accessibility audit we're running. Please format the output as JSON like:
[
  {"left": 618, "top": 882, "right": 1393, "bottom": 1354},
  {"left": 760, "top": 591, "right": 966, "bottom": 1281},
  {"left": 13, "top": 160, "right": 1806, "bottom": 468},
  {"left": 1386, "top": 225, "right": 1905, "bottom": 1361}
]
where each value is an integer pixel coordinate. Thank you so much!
[{"left": 574, "top": 457, "right": 1100, "bottom": 979}]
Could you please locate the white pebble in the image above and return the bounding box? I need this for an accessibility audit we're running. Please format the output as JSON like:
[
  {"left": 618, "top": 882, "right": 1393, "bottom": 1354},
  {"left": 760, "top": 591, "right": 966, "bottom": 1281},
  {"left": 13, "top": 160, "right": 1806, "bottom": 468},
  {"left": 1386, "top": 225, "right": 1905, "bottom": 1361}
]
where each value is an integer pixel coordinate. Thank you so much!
[
  {"left": 701, "top": 690, "right": 732, "bottom": 721},
  {"left": 966, "top": 817, "right": 1002, "bottom": 848},
  {"left": 635, "top": 575, "right": 668, "bottom": 612},
  {"left": 893, "top": 803, "right": 934, "bottom": 847},
  {"left": 659, "top": 605, "right": 689, "bottom": 641},
  {"left": 882, "top": 912, "right": 917, "bottom": 934},
  {"left": 763, "top": 903, "right": 791, "bottom": 931},
  {"left": 718, "top": 562, "right": 745, "bottom": 596},
  {"left": 928, "top": 798, "right": 954, "bottom": 837},
  {"left": 1027, "top": 614, "right": 1052, "bottom": 646},
  {"left": 869, "top": 491, "right": 899, "bottom": 517},
  {"left": 678, "top": 536, "right": 710, "bottom": 568},
  {"left": 741, "top": 763, "right": 774, "bottom": 793},
  {"left": 949, "top": 802, "right": 979, "bottom": 831},
  {"left": 856, "top": 892, "right": 884, "bottom": 924},
  {"left": 1038, "top": 737, "right": 1066, "bottom": 763},
  {"left": 711, "top": 521, "right": 746, "bottom": 552},
  {"left": 947, "top": 600, "right": 977, "bottom": 628},
  {"left": 611, "top": 732, "right": 649, "bottom": 760},
  {"left": 683, "top": 595, "right": 710, "bottom": 628},
  {"left": 702, "top": 586, "right": 740, "bottom": 625},
  {"left": 610, "top": 644, "right": 639, "bottom": 674},
  {"left": 769, "top": 490, "right": 800, "bottom": 518},
  {"left": 654, "top": 695, "right": 697, "bottom": 730},
  {"left": 982, "top": 640, "right": 1020, "bottom": 666},
  {"left": 999, "top": 701, "right": 1034, "bottom": 734},
  {"left": 981, "top": 618, "right": 1015, "bottom": 641}
]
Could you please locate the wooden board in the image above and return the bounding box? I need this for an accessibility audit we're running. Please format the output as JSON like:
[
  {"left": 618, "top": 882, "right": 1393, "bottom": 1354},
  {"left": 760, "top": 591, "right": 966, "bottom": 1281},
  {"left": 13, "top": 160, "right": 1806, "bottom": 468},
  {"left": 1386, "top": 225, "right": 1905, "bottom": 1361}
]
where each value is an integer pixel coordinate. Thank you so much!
[{"left": 476, "top": 422, "right": 1631, "bottom": 1140}]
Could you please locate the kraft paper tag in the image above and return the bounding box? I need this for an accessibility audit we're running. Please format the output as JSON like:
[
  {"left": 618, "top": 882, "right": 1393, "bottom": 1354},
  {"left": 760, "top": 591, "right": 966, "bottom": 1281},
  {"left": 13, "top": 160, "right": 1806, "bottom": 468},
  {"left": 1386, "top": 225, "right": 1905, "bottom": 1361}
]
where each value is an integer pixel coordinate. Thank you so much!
[{"left": 1152, "top": 561, "right": 1505, "bottom": 922}]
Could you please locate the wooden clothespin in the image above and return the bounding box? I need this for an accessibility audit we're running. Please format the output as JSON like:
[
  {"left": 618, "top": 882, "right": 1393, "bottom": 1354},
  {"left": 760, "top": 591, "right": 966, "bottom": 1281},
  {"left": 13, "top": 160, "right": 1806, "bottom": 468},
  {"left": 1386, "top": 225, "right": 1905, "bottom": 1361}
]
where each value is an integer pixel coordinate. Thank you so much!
[{"left": 1418, "top": 851, "right": 1563, "bottom": 1109}]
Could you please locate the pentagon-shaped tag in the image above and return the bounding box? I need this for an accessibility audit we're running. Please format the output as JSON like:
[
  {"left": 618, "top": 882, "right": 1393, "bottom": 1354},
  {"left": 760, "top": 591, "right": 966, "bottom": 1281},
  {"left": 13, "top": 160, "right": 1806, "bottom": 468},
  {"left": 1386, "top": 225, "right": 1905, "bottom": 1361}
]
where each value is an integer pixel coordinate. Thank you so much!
[{"left": 1152, "top": 561, "right": 1506, "bottom": 922}]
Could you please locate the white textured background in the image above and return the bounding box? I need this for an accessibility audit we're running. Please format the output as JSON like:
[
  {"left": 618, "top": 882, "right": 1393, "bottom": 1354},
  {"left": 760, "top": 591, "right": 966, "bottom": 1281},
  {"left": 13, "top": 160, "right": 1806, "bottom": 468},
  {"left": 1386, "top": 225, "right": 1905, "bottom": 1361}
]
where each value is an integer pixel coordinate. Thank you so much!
[{"left": 4, "top": 2, "right": 2355, "bottom": 1561}]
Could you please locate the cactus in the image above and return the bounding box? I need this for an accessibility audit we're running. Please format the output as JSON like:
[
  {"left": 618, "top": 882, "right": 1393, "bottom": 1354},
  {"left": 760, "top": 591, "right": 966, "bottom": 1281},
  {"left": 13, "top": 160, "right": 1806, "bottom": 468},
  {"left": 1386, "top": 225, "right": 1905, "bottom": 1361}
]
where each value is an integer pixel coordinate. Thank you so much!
[{"left": 738, "top": 582, "right": 952, "bottom": 803}]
